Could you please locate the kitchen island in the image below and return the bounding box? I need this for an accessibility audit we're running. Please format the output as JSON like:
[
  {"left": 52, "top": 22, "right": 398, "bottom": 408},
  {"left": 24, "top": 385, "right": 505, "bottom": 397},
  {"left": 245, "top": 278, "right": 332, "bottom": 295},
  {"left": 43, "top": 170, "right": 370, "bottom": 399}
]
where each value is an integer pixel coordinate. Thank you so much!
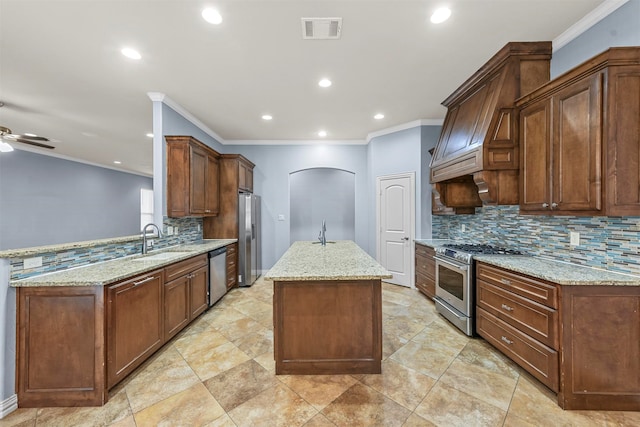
[{"left": 264, "top": 240, "right": 391, "bottom": 375}]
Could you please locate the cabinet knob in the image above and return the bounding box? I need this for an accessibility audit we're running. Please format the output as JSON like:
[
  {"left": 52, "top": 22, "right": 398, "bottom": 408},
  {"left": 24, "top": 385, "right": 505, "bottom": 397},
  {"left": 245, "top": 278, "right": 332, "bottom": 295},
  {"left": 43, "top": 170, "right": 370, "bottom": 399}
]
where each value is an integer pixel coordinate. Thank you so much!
[
  {"left": 501, "top": 336, "right": 514, "bottom": 345},
  {"left": 501, "top": 278, "right": 511, "bottom": 286},
  {"left": 542, "top": 203, "right": 549, "bottom": 208},
  {"left": 551, "top": 202, "right": 558, "bottom": 209}
]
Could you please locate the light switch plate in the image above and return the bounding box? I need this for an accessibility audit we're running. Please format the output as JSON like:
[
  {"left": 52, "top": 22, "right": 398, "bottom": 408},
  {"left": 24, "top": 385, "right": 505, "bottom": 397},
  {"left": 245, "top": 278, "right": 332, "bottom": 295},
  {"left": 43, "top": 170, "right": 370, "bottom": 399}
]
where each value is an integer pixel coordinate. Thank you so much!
[
  {"left": 570, "top": 231, "right": 580, "bottom": 246},
  {"left": 166, "top": 226, "right": 174, "bottom": 235},
  {"left": 24, "top": 256, "right": 43, "bottom": 269}
]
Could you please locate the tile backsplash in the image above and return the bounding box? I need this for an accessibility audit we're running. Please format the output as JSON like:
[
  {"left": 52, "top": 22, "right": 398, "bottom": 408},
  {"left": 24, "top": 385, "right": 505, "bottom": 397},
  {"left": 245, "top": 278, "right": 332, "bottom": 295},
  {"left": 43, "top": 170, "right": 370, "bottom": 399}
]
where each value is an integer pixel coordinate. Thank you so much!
[
  {"left": 9, "top": 217, "right": 203, "bottom": 280},
  {"left": 432, "top": 206, "right": 640, "bottom": 275}
]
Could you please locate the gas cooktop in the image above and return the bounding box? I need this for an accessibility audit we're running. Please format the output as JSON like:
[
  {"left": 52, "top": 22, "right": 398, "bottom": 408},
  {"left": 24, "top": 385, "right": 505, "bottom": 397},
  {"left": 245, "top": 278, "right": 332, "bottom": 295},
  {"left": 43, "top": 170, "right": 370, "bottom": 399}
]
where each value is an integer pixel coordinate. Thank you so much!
[{"left": 435, "top": 243, "right": 524, "bottom": 263}]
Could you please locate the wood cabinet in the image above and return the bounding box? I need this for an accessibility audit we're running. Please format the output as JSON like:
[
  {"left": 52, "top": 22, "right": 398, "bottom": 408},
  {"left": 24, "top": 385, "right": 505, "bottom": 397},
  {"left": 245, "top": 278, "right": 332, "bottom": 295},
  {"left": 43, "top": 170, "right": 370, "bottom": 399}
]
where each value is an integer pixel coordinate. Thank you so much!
[
  {"left": 476, "top": 261, "right": 640, "bottom": 410},
  {"left": 107, "top": 270, "right": 164, "bottom": 389},
  {"left": 17, "top": 286, "right": 106, "bottom": 407},
  {"left": 164, "top": 254, "right": 208, "bottom": 341},
  {"left": 430, "top": 42, "right": 552, "bottom": 210},
  {"left": 516, "top": 47, "right": 640, "bottom": 216},
  {"left": 166, "top": 135, "right": 220, "bottom": 217},
  {"left": 226, "top": 242, "right": 237, "bottom": 289},
  {"left": 415, "top": 244, "right": 436, "bottom": 299},
  {"left": 16, "top": 254, "right": 213, "bottom": 407},
  {"left": 203, "top": 154, "right": 255, "bottom": 239}
]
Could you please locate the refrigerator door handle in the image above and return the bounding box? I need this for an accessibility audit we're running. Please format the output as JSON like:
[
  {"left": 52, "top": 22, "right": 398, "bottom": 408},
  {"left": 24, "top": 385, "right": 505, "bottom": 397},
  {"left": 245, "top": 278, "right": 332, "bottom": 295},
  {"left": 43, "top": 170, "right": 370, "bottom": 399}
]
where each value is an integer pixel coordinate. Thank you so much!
[{"left": 252, "top": 223, "right": 255, "bottom": 239}]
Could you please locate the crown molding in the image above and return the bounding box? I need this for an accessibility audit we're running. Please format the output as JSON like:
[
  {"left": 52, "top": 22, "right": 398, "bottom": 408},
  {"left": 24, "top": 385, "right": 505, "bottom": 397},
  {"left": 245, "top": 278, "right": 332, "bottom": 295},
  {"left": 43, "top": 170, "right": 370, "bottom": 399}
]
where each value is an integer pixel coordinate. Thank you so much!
[
  {"left": 553, "top": 0, "right": 629, "bottom": 52},
  {"left": 9, "top": 144, "right": 152, "bottom": 177},
  {"left": 146, "top": 92, "right": 226, "bottom": 144},
  {"left": 224, "top": 139, "right": 367, "bottom": 146},
  {"left": 366, "top": 119, "right": 443, "bottom": 143}
]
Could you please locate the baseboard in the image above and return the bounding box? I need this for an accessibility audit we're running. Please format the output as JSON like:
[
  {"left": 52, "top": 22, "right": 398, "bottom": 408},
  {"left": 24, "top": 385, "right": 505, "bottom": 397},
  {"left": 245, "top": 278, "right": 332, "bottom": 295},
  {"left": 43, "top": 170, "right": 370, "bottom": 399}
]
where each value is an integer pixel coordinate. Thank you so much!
[{"left": 0, "top": 394, "right": 17, "bottom": 419}]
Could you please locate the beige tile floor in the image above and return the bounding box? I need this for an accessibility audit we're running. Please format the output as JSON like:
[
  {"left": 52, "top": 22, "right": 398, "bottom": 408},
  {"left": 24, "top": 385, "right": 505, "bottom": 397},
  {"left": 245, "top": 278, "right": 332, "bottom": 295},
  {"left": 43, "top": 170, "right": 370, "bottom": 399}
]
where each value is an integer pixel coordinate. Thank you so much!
[{"left": 2, "top": 278, "right": 640, "bottom": 427}]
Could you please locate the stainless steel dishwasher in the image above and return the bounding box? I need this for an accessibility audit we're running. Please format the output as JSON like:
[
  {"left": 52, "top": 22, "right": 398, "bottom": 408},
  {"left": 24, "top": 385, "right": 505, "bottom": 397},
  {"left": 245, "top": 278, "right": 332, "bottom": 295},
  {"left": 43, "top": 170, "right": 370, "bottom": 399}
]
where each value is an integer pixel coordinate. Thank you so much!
[{"left": 208, "top": 247, "right": 227, "bottom": 306}]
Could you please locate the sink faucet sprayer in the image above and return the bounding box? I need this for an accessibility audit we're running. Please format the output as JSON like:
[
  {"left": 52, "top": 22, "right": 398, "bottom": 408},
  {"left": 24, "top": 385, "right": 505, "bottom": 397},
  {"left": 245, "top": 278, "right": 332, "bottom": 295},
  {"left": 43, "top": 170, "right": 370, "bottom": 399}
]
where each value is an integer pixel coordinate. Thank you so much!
[
  {"left": 318, "top": 219, "right": 327, "bottom": 246},
  {"left": 142, "top": 223, "right": 163, "bottom": 254}
]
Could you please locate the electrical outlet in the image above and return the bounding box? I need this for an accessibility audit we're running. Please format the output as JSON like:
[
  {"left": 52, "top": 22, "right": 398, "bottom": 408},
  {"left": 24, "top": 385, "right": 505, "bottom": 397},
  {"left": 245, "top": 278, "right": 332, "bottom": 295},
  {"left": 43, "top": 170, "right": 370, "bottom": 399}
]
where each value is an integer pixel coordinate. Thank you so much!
[
  {"left": 197, "top": 224, "right": 201, "bottom": 232},
  {"left": 174, "top": 227, "right": 179, "bottom": 235},
  {"left": 166, "top": 226, "right": 174, "bottom": 235},
  {"left": 24, "top": 257, "right": 43, "bottom": 269},
  {"left": 570, "top": 231, "right": 580, "bottom": 246},
  {"left": 461, "top": 224, "right": 466, "bottom": 232}
]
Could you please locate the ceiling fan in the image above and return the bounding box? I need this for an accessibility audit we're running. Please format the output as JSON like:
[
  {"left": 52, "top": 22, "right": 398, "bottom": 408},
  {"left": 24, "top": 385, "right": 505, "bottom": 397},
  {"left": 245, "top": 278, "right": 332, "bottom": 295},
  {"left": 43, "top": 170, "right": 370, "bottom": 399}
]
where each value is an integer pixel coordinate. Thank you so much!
[{"left": 0, "top": 125, "right": 56, "bottom": 152}]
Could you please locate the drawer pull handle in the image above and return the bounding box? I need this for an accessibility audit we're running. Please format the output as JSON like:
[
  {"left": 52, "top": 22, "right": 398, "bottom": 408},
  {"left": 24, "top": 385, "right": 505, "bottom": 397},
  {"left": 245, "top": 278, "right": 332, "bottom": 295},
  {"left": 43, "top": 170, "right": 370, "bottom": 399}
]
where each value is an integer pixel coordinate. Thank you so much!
[
  {"left": 501, "top": 278, "right": 511, "bottom": 285},
  {"left": 133, "top": 276, "right": 155, "bottom": 286},
  {"left": 501, "top": 336, "right": 514, "bottom": 345},
  {"left": 501, "top": 303, "right": 514, "bottom": 312}
]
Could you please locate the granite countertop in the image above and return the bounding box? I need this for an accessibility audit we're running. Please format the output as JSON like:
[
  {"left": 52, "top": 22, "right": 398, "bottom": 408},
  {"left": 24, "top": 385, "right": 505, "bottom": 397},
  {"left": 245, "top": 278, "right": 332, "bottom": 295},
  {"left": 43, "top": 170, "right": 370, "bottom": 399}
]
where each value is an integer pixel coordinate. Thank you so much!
[
  {"left": 264, "top": 240, "right": 392, "bottom": 281},
  {"left": 10, "top": 239, "right": 237, "bottom": 288},
  {"left": 414, "top": 239, "right": 456, "bottom": 249},
  {"left": 474, "top": 255, "right": 640, "bottom": 286}
]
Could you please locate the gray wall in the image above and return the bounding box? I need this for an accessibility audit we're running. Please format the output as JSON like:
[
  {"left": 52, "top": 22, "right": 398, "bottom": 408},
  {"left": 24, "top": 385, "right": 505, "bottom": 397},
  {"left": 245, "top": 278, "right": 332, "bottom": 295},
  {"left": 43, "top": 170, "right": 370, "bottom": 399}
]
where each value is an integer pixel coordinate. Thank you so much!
[
  {"left": 420, "top": 126, "right": 441, "bottom": 238},
  {"left": 0, "top": 149, "right": 152, "bottom": 250},
  {"left": 367, "top": 126, "right": 425, "bottom": 250},
  {"left": 223, "top": 144, "right": 369, "bottom": 269},
  {"left": 551, "top": 0, "right": 640, "bottom": 77},
  {"left": 290, "top": 168, "right": 356, "bottom": 243}
]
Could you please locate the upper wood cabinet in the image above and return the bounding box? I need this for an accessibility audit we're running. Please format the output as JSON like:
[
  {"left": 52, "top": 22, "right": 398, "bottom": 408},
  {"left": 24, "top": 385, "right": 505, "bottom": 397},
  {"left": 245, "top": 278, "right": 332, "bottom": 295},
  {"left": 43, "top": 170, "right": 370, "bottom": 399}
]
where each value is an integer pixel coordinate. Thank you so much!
[
  {"left": 516, "top": 47, "right": 640, "bottom": 216},
  {"left": 429, "top": 42, "right": 552, "bottom": 210},
  {"left": 166, "top": 136, "right": 220, "bottom": 217},
  {"left": 204, "top": 154, "right": 255, "bottom": 239}
]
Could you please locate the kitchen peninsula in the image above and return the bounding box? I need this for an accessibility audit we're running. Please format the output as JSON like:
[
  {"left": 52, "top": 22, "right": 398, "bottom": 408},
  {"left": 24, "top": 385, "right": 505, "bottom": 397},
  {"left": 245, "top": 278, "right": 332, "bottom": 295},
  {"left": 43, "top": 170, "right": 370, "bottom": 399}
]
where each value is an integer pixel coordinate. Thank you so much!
[{"left": 265, "top": 240, "right": 391, "bottom": 375}]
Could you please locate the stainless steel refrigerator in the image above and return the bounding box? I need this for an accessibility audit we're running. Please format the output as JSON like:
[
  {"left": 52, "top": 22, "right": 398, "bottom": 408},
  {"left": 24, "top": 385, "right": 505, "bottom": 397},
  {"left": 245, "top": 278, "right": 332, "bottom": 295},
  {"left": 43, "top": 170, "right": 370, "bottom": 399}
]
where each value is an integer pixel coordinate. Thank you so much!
[{"left": 238, "top": 192, "right": 261, "bottom": 287}]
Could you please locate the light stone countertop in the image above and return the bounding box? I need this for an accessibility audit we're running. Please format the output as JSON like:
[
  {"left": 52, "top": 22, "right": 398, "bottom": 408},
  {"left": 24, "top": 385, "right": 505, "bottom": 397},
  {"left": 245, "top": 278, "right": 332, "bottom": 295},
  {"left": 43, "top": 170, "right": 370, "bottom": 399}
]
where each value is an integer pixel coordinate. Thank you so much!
[
  {"left": 474, "top": 255, "right": 640, "bottom": 286},
  {"left": 10, "top": 239, "right": 237, "bottom": 287},
  {"left": 414, "top": 239, "right": 456, "bottom": 249},
  {"left": 0, "top": 234, "right": 142, "bottom": 259},
  {"left": 264, "top": 240, "right": 392, "bottom": 281}
]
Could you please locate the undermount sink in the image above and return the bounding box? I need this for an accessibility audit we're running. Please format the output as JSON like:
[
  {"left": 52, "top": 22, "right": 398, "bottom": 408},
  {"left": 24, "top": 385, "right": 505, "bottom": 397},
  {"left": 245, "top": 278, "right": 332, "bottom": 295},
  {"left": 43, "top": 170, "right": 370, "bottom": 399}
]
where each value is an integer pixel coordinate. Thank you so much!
[{"left": 133, "top": 251, "right": 192, "bottom": 261}]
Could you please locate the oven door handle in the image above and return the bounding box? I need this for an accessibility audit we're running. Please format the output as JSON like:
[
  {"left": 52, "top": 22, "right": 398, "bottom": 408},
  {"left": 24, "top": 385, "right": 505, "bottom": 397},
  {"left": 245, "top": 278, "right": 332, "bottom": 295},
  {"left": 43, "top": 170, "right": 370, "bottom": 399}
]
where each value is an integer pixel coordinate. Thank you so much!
[{"left": 435, "top": 257, "right": 468, "bottom": 271}]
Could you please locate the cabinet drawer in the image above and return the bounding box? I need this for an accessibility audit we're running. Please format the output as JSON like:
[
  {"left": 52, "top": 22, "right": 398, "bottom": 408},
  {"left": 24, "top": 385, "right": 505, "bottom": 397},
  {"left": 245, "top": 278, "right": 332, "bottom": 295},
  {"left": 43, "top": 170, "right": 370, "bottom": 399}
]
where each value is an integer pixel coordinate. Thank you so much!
[
  {"left": 476, "top": 263, "right": 558, "bottom": 308},
  {"left": 415, "top": 244, "right": 434, "bottom": 258},
  {"left": 165, "top": 254, "right": 208, "bottom": 281},
  {"left": 415, "top": 254, "right": 435, "bottom": 278},
  {"left": 477, "top": 307, "right": 559, "bottom": 392},
  {"left": 415, "top": 272, "right": 435, "bottom": 300},
  {"left": 477, "top": 280, "right": 558, "bottom": 348}
]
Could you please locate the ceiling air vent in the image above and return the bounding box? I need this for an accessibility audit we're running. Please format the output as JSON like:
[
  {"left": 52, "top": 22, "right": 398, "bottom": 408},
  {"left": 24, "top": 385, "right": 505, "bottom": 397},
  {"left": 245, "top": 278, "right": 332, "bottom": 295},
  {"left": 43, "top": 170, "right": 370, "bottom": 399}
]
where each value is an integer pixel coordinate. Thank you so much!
[{"left": 301, "top": 18, "right": 342, "bottom": 40}]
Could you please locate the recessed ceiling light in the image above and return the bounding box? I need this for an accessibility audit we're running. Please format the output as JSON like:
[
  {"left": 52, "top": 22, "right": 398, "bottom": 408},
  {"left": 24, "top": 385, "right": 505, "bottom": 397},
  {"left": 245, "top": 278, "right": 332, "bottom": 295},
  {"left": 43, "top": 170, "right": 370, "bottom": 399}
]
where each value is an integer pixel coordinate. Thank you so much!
[
  {"left": 121, "top": 47, "right": 141, "bottom": 60},
  {"left": 430, "top": 7, "right": 451, "bottom": 24},
  {"left": 262, "top": 114, "right": 273, "bottom": 121},
  {"left": 374, "top": 113, "right": 385, "bottom": 120},
  {"left": 202, "top": 8, "right": 222, "bottom": 24},
  {"left": 318, "top": 130, "right": 327, "bottom": 137},
  {"left": 113, "top": 160, "right": 122, "bottom": 164},
  {"left": 146, "top": 133, "right": 154, "bottom": 138},
  {"left": 318, "top": 78, "right": 332, "bottom": 88}
]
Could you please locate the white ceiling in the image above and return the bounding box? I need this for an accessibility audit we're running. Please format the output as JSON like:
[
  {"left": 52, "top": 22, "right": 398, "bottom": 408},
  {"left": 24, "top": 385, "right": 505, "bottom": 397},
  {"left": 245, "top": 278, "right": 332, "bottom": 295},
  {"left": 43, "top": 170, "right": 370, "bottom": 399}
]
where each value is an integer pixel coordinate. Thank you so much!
[{"left": 0, "top": 0, "right": 609, "bottom": 176}]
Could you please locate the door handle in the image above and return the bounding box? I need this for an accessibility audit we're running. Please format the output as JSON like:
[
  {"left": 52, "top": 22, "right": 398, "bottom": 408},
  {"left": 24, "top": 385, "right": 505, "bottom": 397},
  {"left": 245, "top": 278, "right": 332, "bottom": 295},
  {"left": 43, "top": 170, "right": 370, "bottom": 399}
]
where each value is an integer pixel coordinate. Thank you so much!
[{"left": 401, "top": 237, "right": 409, "bottom": 241}]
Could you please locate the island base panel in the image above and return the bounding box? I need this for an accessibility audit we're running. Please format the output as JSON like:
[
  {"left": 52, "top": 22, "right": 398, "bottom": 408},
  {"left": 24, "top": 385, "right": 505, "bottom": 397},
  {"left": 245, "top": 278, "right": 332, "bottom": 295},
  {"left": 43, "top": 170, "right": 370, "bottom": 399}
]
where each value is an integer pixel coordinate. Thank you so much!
[{"left": 273, "top": 280, "right": 382, "bottom": 375}]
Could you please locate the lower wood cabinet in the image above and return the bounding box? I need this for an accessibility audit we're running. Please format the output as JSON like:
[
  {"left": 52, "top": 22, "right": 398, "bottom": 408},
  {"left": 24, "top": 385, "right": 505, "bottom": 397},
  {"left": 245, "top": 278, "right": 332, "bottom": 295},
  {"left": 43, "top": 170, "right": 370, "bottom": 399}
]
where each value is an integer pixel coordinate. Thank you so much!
[
  {"left": 226, "top": 243, "right": 237, "bottom": 289},
  {"left": 415, "top": 244, "right": 436, "bottom": 299},
  {"left": 107, "top": 270, "right": 164, "bottom": 389},
  {"left": 164, "top": 255, "right": 208, "bottom": 341},
  {"left": 476, "top": 261, "right": 640, "bottom": 411},
  {"left": 16, "top": 253, "right": 216, "bottom": 408}
]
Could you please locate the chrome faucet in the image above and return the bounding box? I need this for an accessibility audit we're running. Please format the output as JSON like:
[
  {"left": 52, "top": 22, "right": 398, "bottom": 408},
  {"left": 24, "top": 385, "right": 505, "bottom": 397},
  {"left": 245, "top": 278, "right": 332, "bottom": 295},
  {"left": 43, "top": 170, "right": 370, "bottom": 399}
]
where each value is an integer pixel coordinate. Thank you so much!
[
  {"left": 318, "top": 219, "right": 327, "bottom": 246},
  {"left": 142, "top": 223, "right": 162, "bottom": 254}
]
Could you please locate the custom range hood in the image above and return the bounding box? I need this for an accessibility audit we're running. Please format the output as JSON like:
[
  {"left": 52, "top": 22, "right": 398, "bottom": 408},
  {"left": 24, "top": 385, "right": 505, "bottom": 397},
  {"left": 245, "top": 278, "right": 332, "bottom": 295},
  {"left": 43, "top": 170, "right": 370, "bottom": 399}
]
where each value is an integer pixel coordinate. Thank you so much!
[{"left": 430, "top": 42, "right": 552, "bottom": 214}]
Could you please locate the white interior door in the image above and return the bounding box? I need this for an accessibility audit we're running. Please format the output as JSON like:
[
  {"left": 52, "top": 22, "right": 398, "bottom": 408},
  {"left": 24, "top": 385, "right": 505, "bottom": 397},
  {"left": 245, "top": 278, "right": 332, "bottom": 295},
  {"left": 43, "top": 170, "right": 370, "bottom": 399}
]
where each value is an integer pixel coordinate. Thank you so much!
[{"left": 377, "top": 173, "right": 414, "bottom": 287}]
